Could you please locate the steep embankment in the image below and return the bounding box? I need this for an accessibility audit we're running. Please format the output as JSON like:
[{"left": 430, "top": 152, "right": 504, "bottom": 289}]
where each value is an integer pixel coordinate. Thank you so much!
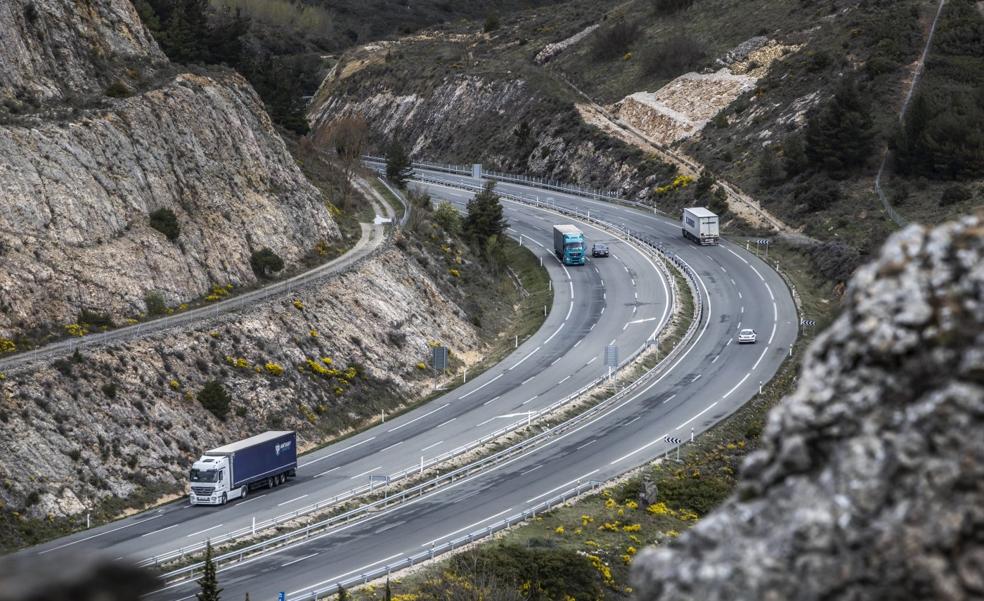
[
  {"left": 0, "top": 0, "right": 339, "bottom": 339},
  {"left": 632, "top": 213, "right": 984, "bottom": 599}
]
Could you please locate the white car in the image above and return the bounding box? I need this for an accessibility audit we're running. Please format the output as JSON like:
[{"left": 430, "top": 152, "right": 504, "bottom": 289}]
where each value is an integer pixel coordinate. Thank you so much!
[{"left": 737, "top": 328, "right": 757, "bottom": 344}]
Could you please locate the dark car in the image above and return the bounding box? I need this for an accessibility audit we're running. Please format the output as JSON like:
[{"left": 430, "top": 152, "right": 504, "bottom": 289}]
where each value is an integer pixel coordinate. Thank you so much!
[{"left": 592, "top": 243, "right": 609, "bottom": 257}]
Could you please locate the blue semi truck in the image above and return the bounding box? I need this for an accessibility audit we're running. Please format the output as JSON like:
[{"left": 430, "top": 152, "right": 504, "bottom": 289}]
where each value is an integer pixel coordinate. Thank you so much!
[
  {"left": 553, "top": 224, "right": 586, "bottom": 266},
  {"left": 189, "top": 431, "right": 297, "bottom": 505}
]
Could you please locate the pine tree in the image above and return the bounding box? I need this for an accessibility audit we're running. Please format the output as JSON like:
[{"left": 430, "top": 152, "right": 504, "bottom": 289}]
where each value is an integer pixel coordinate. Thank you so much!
[
  {"left": 384, "top": 579, "right": 392, "bottom": 601},
  {"left": 196, "top": 540, "right": 222, "bottom": 601},
  {"left": 385, "top": 140, "right": 413, "bottom": 188},
  {"left": 464, "top": 181, "right": 508, "bottom": 247},
  {"left": 693, "top": 169, "right": 715, "bottom": 201},
  {"left": 804, "top": 78, "right": 875, "bottom": 176},
  {"left": 757, "top": 148, "right": 782, "bottom": 187},
  {"left": 782, "top": 134, "right": 809, "bottom": 177}
]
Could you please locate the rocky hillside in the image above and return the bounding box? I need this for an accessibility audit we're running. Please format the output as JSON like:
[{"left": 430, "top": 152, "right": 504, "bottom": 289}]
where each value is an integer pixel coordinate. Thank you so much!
[
  {"left": 632, "top": 212, "right": 983, "bottom": 599},
  {"left": 0, "top": 0, "right": 340, "bottom": 341}
]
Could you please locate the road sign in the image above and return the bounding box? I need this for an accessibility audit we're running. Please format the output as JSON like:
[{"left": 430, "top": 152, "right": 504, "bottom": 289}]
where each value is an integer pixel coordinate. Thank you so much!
[
  {"left": 664, "top": 436, "right": 683, "bottom": 445},
  {"left": 432, "top": 346, "right": 449, "bottom": 371},
  {"left": 801, "top": 319, "right": 816, "bottom": 327},
  {"left": 605, "top": 345, "right": 618, "bottom": 368},
  {"left": 279, "top": 593, "right": 285, "bottom": 601},
  {"left": 756, "top": 239, "right": 770, "bottom": 245}
]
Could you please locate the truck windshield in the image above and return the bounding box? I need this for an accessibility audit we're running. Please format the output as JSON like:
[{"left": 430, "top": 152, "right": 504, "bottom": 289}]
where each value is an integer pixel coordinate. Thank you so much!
[
  {"left": 190, "top": 469, "right": 219, "bottom": 483},
  {"left": 566, "top": 242, "right": 584, "bottom": 251}
]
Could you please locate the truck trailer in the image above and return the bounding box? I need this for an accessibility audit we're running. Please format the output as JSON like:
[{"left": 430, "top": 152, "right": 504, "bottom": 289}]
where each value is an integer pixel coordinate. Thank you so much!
[
  {"left": 682, "top": 207, "right": 720, "bottom": 245},
  {"left": 189, "top": 431, "right": 297, "bottom": 506},
  {"left": 553, "top": 224, "right": 586, "bottom": 265}
]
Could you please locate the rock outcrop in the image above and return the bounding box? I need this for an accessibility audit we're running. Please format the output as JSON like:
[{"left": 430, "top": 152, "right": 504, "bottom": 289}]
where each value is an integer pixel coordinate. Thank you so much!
[
  {"left": 0, "top": 0, "right": 339, "bottom": 337},
  {"left": 0, "top": 0, "right": 165, "bottom": 102},
  {"left": 632, "top": 214, "right": 984, "bottom": 600}
]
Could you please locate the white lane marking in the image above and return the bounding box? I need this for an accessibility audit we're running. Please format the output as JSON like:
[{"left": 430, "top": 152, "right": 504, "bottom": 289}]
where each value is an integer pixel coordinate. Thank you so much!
[
  {"left": 509, "top": 346, "right": 541, "bottom": 370},
  {"left": 420, "top": 440, "right": 443, "bottom": 453},
  {"left": 586, "top": 357, "right": 597, "bottom": 365},
  {"left": 282, "top": 552, "right": 319, "bottom": 568},
  {"left": 603, "top": 292, "right": 607, "bottom": 300},
  {"left": 634, "top": 292, "right": 638, "bottom": 300},
  {"left": 662, "top": 394, "right": 677, "bottom": 404},
  {"left": 633, "top": 306, "right": 638, "bottom": 315},
  {"left": 574, "top": 339, "right": 583, "bottom": 348},
  {"left": 725, "top": 247, "right": 750, "bottom": 264},
  {"left": 387, "top": 404, "right": 449, "bottom": 433},
  {"left": 544, "top": 323, "right": 566, "bottom": 345},
  {"left": 600, "top": 279, "right": 605, "bottom": 287},
  {"left": 522, "top": 376, "right": 535, "bottom": 385},
  {"left": 625, "top": 416, "right": 641, "bottom": 425},
  {"left": 766, "top": 283, "right": 775, "bottom": 301},
  {"left": 422, "top": 508, "right": 514, "bottom": 547},
  {"left": 741, "top": 306, "right": 744, "bottom": 314},
  {"left": 39, "top": 514, "right": 164, "bottom": 553},
  {"left": 769, "top": 322, "right": 777, "bottom": 344},
  {"left": 277, "top": 495, "right": 307, "bottom": 507},
  {"left": 186, "top": 524, "right": 223, "bottom": 538},
  {"left": 381, "top": 441, "right": 404, "bottom": 452},
  {"left": 631, "top": 279, "right": 636, "bottom": 286},
  {"left": 577, "top": 440, "right": 597, "bottom": 450},
  {"left": 726, "top": 339, "right": 733, "bottom": 346},
  {"left": 140, "top": 524, "right": 179, "bottom": 538},
  {"left": 773, "top": 301, "right": 778, "bottom": 321},
  {"left": 350, "top": 466, "right": 382, "bottom": 480},
  {"left": 476, "top": 417, "right": 497, "bottom": 428},
  {"left": 288, "top": 553, "right": 404, "bottom": 596},
  {"left": 629, "top": 317, "right": 658, "bottom": 324},
  {"left": 609, "top": 338, "right": 616, "bottom": 345},
  {"left": 720, "top": 266, "right": 727, "bottom": 273},
  {"left": 750, "top": 265, "right": 766, "bottom": 282},
  {"left": 521, "top": 395, "right": 539, "bottom": 405},
  {"left": 600, "top": 307, "right": 605, "bottom": 315},
  {"left": 677, "top": 401, "right": 719, "bottom": 430},
  {"left": 522, "top": 465, "right": 543, "bottom": 475},
  {"left": 300, "top": 436, "right": 376, "bottom": 467},
  {"left": 525, "top": 469, "right": 599, "bottom": 504},
  {"left": 483, "top": 396, "right": 501, "bottom": 406},
  {"left": 731, "top": 278, "right": 737, "bottom": 286},
  {"left": 752, "top": 346, "right": 769, "bottom": 371},
  {"left": 314, "top": 467, "right": 340, "bottom": 478},
  {"left": 722, "top": 374, "right": 751, "bottom": 400},
  {"left": 558, "top": 375, "right": 571, "bottom": 385},
  {"left": 692, "top": 374, "right": 702, "bottom": 382},
  {"left": 436, "top": 418, "right": 457, "bottom": 429},
  {"left": 622, "top": 323, "right": 628, "bottom": 331},
  {"left": 711, "top": 354, "right": 720, "bottom": 364},
  {"left": 458, "top": 374, "right": 503, "bottom": 400},
  {"left": 738, "top": 291, "right": 743, "bottom": 299},
  {"left": 550, "top": 357, "right": 561, "bottom": 366}
]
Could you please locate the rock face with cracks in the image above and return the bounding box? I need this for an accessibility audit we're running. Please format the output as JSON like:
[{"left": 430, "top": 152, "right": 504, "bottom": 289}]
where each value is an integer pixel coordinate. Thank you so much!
[{"left": 631, "top": 214, "right": 984, "bottom": 600}]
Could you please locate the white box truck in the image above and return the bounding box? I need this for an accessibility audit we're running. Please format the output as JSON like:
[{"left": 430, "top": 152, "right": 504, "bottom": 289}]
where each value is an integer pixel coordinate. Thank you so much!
[
  {"left": 189, "top": 431, "right": 297, "bottom": 506},
  {"left": 682, "top": 207, "right": 720, "bottom": 245}
]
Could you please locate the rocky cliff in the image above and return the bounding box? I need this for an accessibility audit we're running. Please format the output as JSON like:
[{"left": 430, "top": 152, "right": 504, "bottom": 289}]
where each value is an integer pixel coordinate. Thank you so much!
[
  {"left": 632, "top": 213, "right": 984, "bottom": 600},
  {"left": 0, "top": 0, "right": 164, "bottom": 103},
  {"left": 0, "top": 0, "right": 340, "bottom": 338}
]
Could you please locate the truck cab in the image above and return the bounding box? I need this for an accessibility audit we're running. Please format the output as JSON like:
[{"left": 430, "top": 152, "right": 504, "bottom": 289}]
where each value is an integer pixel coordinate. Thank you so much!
[{"left": 189, "top": 456, "right": 235, "bottom": 506}]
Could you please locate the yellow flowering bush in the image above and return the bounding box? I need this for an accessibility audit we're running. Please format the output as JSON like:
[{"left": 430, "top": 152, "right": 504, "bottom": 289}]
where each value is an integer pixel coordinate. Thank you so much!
[
  {"left": 0, "top": 339, "right": 15, "bottom": 353},
  {"left": 554, "top": 525, "right": 565, "bottom": 535},
  {"left": 264, "top": 362, "right": 285, "bottom": 376},
  {"left": 622, "top": 523, "right": 641, "bottom": 532},
  {"left": 292, "top": 299, "right": 304, "bottom": 310},
  {"left": 169, "top": 379, "right": 181, "bottom": 391},
  {"left": 65, "top": 324, "right": 87, "bottom": 337}
]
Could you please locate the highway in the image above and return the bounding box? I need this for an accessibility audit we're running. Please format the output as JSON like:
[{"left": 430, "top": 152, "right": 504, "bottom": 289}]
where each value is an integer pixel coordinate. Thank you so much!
[
  {"left": 21, "top": 168, "right": 797, "bottom": 601},
  {"left": 23, "top": 177, "right": 671, "bottom": 566}
]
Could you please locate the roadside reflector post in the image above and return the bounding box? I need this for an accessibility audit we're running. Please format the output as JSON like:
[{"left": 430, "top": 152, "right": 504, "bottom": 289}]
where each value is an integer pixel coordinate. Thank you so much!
[
  {"left": 759, "top": 381, "right": 763, "bottom": 394},
  {"left": 515, "top": 334, "right": 518, "bottom": 348},
  {"left": 252, "top": 516, "right": 255, "bottom": 535},
  {"left": 691, "top": 427, "right": 694, "bottom": 443},
  {"left": 420, "top": 456, "right": 424, "bottom": 475}
]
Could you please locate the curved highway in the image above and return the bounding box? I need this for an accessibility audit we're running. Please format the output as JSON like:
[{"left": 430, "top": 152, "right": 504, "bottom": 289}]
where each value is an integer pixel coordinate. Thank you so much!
[
  {"left": 23, "top": 183, "right": 670, "bottom": 566},
  {"left": 139, "top": 170, "right": 797, "bottom": 600}
]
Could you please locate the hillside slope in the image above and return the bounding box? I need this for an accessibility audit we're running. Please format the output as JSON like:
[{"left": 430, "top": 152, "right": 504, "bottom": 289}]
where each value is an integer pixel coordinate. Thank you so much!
[{"left": 0, "top": 0, "right": 339, "bottom": 340}]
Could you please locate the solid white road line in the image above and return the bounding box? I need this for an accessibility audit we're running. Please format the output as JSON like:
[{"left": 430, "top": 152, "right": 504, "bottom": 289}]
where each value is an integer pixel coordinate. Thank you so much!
[
  {"left": 387, "top": 403, "right": 449, "bottom": 433},
  {"left": 721, "top": 374, "right": 751, "bottom": 400},
  {"left": 282, "top": 552, "right": 319, "bottom": 568},
  {"left": 288, "top": 553, "right": 405, "bottom": 596},
  {"left": 420, "top": 440, "right": 444, "bottom": 453},
  {"left": 422, "top": 508, "right": 514, "bottom": 547},
  {"left": 509, "top": 346, "right": 541, "bottom": 370},
  {"left": 277, "top": 494, "right": 309, "bottom": 507},
  {"left": 752, "top": 346, "right": 769, "bottom": 371},
  {"left": 525, "top": 470, "right": 599, "bottom": 504},
  {"left": 300, "top": 436, "right": 377, "bottom": 467},
  {"left": 350, "top": 466, "right": 382, "bottom": 480},
  {"left": 186, "top": 524, "right": 223, "bottom": 538},
  {"left": 677, "top": 401, "right": 719, "bottom": 430}
]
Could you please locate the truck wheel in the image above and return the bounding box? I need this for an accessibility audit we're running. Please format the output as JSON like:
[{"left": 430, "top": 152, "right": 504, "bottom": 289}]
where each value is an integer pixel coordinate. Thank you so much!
[
  {"left": 240, "top": 485, "right": 248, "bottom": 500},
  {"left": 220, "top": 493, "right": 227, "bottom": 506},
  {"left": 268, "top": 476, "right": 275, "bottom": 489},
  {"left": 278, "top": 473, "right": 286, "bottom": 485}
]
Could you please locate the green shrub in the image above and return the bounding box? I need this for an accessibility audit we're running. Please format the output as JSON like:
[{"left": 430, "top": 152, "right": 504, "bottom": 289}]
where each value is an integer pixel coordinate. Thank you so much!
[
  {"left": 101, "top": 383, "right": 118, "bottom": 399},
  {"left": 250, "top": 248, "right": 285, "bottom": 278},
  {"left": 78, "top": 309, "right": 113, "bottom": 328},
  {"left": 198, "top": 380, "right": 231, "bottom": 420},
  {"left": 105, "top": 80, "right": 131, "bottom": 98},
  {"left": 657, "top": 472, "right": 733, "bottom": 515},
  {"left": 483, "top": 14, "right": 499, "bottom": 33},
  {"left": 144, "top": 292, "right": 167, "bottom": 316},
  {"left": 591, "top": 20, "right": 641, "bottom": 61},
  {"left": 149, "top": 208, "right": 180, "bottom": 241},
  {"left": 939, "top": 184, "right": 972, "bottom": 206},
  {"left": 652, "top": 0, "right": 695, "bottom": 15},
  {"left": 432, "top": 202, "right": 461, "bottom": 235},
  {"left": 641, "top": 35, "right": 705, "bottom": 77}
]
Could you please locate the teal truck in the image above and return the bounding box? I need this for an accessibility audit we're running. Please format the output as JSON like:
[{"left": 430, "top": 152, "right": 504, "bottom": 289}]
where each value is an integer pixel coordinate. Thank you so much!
[{"left": 553, "top": 224, "right": 586, "bottom": 266}]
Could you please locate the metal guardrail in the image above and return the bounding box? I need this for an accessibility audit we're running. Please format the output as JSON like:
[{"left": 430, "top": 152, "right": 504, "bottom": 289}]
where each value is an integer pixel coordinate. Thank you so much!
[
  {"left": 304, "top": 480, "right": 602, "bottom": 600},
  {"left": 153, "top": 175, "right": 705, "bottom": 585}
]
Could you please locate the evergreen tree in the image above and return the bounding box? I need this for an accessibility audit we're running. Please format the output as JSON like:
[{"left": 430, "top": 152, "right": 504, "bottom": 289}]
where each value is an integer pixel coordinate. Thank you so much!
[
  {"left": 782, "top": 134, "right": 809, "bottom": 177},
  {"left": 196, "top": 541, "right": 222, "bottom": 601},
  {"left": 804, "top": 78, "right": 875, "bottom": 176},
  {"left": 385, "top": 140, "right": 413, "bottom": 188},
  {"left": 464, "top": 181, "right": 508, "bottom": 247},
  {"left": 693, "top": 169, "right": 715, "bottom": 200},
  {"left": 384, "top": 579, "right": 392, "bottom": 601},
  {"left": 337, "top": 585, "right": 348, "bottom": 601},
  {"left": 757, "top": 148, "right": 782, "bottom": 187}
]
